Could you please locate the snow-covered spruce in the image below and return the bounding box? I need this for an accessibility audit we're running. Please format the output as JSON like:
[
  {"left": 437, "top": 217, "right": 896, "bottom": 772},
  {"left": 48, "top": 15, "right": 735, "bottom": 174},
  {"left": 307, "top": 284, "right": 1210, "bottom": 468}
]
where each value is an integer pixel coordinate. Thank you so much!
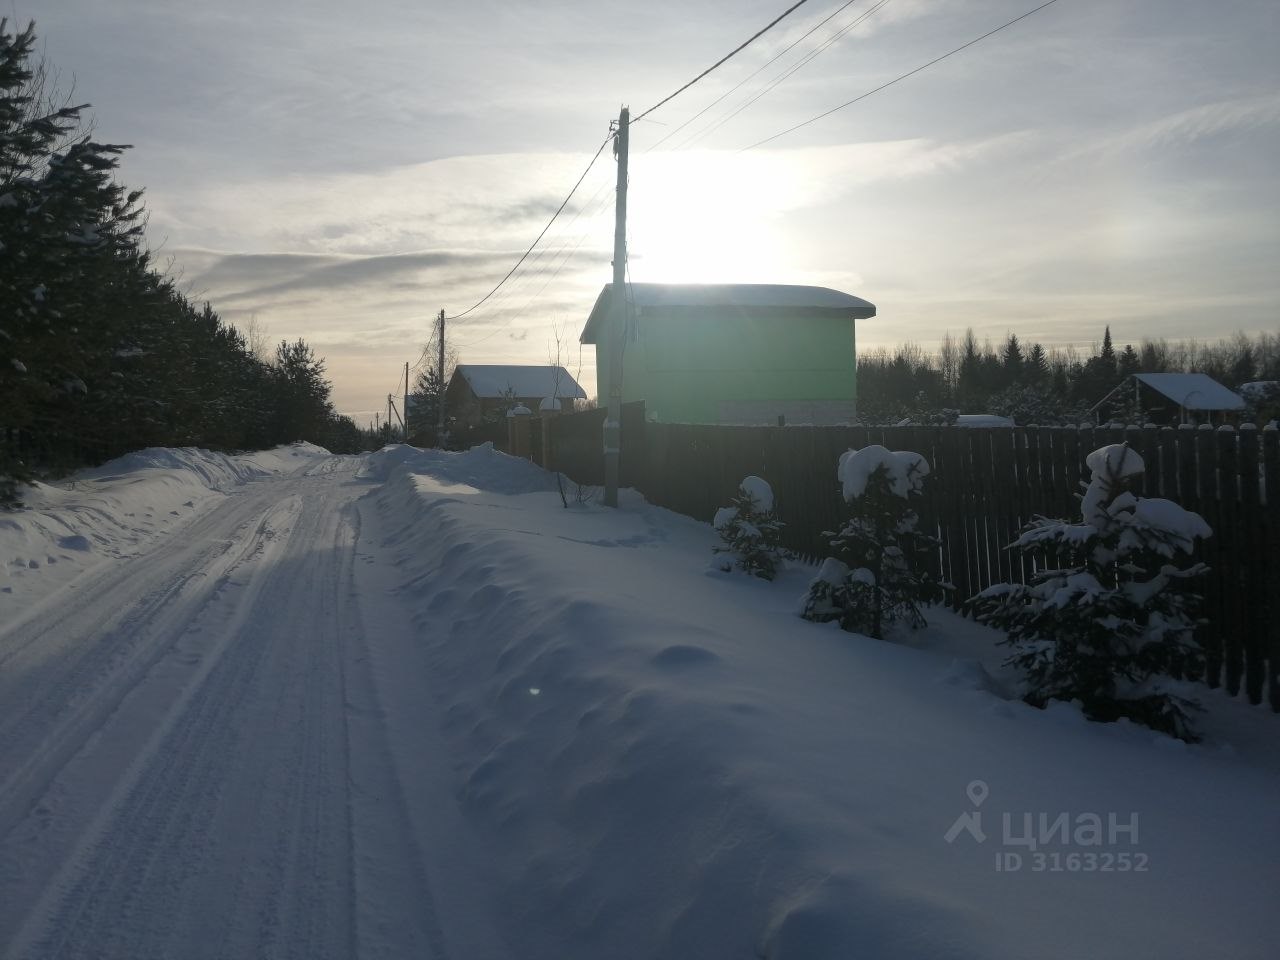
[
  {"left": 713, "top": 475, "right": 782, "bottom": 580},
  {"left": 801, "top": 445, "right": 946, "bottom": 639},
  {"left": 967, "top": 442, "right": 1211, "bottom": 742}
]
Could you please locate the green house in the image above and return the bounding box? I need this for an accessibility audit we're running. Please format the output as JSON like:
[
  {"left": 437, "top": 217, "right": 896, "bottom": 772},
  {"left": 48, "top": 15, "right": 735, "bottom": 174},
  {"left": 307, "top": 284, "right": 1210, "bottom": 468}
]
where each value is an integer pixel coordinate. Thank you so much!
[{"left": 580, "top": 282, "right": 876, "bottom": 425}]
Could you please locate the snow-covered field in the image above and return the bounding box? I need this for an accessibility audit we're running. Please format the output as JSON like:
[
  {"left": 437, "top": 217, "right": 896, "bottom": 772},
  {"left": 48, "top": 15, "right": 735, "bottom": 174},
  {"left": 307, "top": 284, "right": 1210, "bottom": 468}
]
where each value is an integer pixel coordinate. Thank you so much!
[{"left": 0, "top": 442, "right": 1275, "bottom": 959}]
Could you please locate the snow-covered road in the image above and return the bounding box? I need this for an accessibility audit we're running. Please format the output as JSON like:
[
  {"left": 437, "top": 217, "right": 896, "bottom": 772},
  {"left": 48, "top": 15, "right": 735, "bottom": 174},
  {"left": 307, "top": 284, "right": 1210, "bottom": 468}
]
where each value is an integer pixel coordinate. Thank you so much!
[
  {"left": 3, "top": 443, "right": 1277, "bottom": 960},
  {"left": 0, "top": 454, "right": 501, "bottom": 960}
]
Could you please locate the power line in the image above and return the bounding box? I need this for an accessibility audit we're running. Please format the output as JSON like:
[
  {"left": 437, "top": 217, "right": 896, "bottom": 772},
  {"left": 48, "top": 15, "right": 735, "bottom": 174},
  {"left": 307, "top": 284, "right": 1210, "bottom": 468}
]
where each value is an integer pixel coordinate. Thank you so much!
[
  {"left": 451, "top": 167, "right": 615, "bottom": 340},
  {"left": 741, "top": 0, "right": 1063, "bottom": 151},
  {"left": 645, "top": 0, "right": 865, "bottom": 153},
  {"left": 630, "top": 0, "right": 815, "bottom": 126},
  {"left": 453, "top": 174, "right": 618, "bottom": 349},
  {"left": 645, "top": 0, "right": 875, "bottom": 152},
  {"left": 680, "top": 0, "right": 896, "bottom": 151},
  {"left": 444, "top": 132, "right": 613, "bottom": 322}
]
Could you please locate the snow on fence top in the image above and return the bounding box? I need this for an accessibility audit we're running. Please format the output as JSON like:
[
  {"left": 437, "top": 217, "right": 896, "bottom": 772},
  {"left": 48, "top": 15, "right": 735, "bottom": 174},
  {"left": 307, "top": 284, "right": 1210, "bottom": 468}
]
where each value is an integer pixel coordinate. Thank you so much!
[{"left": 838, "top": 445, "right": 929, "bottom": 500}]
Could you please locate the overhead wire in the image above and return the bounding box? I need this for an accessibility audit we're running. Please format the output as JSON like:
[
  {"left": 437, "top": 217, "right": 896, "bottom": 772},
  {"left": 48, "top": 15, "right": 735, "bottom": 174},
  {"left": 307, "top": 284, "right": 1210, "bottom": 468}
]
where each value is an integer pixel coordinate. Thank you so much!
[
  {"left": 444, "top": 0, "right": 1063, "bottom": 361},
  {"left": 444, "top": 131, "right": 613, "bottom": 322},
  {"left": 451, "top": 0, "right": 834, "bottom": 341},
  {"left": 458, "top": 171, "right": 614, "bottom": 327},
  {"left": 677, "top": 0, "right": 896, "bottom": 151},
  {"left": 454, "top": 0, "right": 831, "bottom": 339},
  {"left": 644, "top": 0, "right": 866, "bottom": 154},
  {"left": 446, "top": 142, "right": 620, "bottom": 341},
  {"left": 630, "top": 0, "right": 815, "bottom": 126},
  {"left": 740, "top": 0, "right": 1064, "bottom": 151},
  {"left": 452, "top": 167, "right": 617, "bottom": 348}
]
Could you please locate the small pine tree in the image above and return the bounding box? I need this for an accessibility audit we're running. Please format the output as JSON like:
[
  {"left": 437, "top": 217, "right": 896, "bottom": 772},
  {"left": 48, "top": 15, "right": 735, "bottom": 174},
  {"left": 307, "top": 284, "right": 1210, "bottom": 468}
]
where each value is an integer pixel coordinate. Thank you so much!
[
  {"left": 968, "top": 443, "right": 1211, "bottom": 741},
  {"left": 801, "top": 446, "right": 946, "bottom": 639},
  {"left": 713, "top": 476, "right": 782, "bottom": 580}
]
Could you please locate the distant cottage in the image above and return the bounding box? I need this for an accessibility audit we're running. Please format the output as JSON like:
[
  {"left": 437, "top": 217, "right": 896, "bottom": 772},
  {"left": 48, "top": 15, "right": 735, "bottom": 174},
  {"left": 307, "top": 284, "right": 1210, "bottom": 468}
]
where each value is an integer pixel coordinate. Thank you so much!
[
  {"left": 446, "top": 364, "right": 587, "bottom": 427},
  {"left": 1092, "top": 373, "right": 1245, "bottom": 425},
  {"left": 579, "top": 282, "right": 876, "bottom": 425}
]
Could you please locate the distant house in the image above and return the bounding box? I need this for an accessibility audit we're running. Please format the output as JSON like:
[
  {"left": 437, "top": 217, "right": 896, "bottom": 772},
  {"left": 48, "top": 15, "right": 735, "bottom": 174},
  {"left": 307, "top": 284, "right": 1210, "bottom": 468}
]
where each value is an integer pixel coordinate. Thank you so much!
[
  {"left": 1092, "top": 373, "right": 1245, "bottom": 425},
  {"left": 579, "top": 282, "right": 876, "bottom": 425},
  {"left": 446, "top": 364, "right": 587, "bottom": 427}
]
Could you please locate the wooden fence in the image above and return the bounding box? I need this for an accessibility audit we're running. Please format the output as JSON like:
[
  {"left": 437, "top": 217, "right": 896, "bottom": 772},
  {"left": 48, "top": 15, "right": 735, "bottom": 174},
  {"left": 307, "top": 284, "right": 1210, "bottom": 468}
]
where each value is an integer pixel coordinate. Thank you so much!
[
  {"left": 543, "top": 402, "right": 648, "bottom": 486},
  {"left": 547, "top": 414, "right": 1276, "bottom": 711}
]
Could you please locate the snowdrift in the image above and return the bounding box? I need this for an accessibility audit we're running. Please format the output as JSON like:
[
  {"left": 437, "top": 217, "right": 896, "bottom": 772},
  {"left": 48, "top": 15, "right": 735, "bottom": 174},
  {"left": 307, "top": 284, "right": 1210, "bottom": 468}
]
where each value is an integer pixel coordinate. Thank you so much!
[
  {"left": 364, "top": 445, "right": 1279, "bottom": 960},
  {"left": 1, "top": 443, "right": 332, "bottom": 611}
]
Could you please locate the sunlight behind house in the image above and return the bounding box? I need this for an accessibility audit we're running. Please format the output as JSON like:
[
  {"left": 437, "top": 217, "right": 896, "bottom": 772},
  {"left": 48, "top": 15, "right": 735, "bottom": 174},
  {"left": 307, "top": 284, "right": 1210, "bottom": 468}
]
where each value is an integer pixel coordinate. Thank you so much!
[{"left": 626, "top": 150, "right": 804, "bottom": 285}]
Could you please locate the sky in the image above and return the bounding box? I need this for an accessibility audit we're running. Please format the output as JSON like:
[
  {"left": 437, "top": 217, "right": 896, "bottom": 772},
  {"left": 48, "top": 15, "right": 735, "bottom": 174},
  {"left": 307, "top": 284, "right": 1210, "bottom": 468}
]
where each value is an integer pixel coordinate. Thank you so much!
[{"left": 18, "top": 0, "right": 1280, "bottom": 422}]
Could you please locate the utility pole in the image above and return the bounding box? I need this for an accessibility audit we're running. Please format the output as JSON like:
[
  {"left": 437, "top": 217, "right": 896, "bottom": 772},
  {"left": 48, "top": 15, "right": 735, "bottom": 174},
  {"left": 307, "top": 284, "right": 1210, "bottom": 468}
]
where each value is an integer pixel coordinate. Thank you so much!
[
  {"left": 436, "top": 308, "right": 447, "bottom": 447},
  {"left": 404, "top": 361, "right": 410, "bottom": 443},
  {"left": 386, "top": 394, "right": 393, "bottom": 441},
  {"left": 604, "top": 105, "right": 629, "bottom": 508}
]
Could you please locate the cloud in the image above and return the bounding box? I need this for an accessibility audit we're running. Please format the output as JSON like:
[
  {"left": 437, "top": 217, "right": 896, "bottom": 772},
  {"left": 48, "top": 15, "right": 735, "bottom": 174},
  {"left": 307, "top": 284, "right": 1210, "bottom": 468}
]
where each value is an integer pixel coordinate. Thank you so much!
[
  {"left": 191, "top": 250, "right": 505, "bottom": 304},
  {"left": 1067, "top": 93, "right": 1280, "bottom": 161}
]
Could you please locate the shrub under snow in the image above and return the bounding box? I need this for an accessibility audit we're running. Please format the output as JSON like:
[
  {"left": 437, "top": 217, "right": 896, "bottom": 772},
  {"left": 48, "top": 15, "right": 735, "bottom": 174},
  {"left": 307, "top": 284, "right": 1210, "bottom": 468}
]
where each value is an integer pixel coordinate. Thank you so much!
[
  {"left": 967, "top": 442, "right": 1211, "bottom": 741},
  {"left": 713, "top": 475, "right": 782, "bottom": 580},
  {"left": 801, "top": 445, "right": 946, "bottom": 639}
]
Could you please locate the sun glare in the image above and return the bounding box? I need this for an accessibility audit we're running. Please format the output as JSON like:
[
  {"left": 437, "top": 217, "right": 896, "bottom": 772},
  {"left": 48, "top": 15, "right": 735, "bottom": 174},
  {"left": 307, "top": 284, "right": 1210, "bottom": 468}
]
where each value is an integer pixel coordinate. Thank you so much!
[{"left": 625, "top": 150, "right": 802, "bottom": 284}]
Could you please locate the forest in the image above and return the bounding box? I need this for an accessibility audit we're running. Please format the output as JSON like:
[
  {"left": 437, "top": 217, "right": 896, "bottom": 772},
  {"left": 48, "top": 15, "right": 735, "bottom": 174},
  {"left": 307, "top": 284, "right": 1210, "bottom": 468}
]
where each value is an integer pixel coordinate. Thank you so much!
[
  {"left": 0, "top": 21, "right": 366, "bottom": 506},
  {"left": 855, "top": 326, "right": 1279, "bottom": 426}
]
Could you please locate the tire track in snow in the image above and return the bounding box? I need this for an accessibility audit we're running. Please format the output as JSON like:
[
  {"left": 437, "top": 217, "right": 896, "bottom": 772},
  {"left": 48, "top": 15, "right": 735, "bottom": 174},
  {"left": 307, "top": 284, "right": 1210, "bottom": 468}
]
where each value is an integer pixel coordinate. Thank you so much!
[
  {"left": 0, "top": 462, "right": 360, "bottom": 958},
  {"left": 0, "top": 455, "right": 482, "bottom": 959},
  {"left": 0, "top": 485, "right": 299, "bottom": 852},
  {"left": 1, "top": 489, "right": 311, "bottom": 957}
]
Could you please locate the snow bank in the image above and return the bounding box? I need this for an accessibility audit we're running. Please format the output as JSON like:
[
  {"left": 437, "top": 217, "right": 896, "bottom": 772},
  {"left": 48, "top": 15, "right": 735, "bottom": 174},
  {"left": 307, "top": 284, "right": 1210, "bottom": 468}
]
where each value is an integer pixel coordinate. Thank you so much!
[
  {"left": 364, "top": 449, "right": 1278, "bottom": 960},
  {"left": 358, "top": 442, "right": 558, "bottom": 494},
  {"left": 0, "top": 443, "right": 330, "bottom": 611}
]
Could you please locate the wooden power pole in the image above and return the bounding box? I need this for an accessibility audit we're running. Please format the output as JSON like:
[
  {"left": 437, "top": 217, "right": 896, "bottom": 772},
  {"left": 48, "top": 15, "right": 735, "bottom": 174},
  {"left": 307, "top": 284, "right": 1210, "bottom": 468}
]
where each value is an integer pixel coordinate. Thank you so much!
[
  {"left": 404, "top": 361, "right": 410, "bottom": 442},
  {"left": 436, "top": 309, "right": 447, "bottom": 447},
  {"left": 604, "top": 106, "right": 629, "bottom": 508}
]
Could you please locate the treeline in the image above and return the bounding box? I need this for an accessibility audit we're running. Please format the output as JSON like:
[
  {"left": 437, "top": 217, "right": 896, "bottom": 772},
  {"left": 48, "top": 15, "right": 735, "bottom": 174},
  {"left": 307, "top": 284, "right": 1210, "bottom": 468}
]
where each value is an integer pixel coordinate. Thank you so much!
[
  {"left": 0, "top": 21, "right": 366, "bottom": 505},
  {"left": 857, "top": 326, "right": 1280, "bottom": 425}
]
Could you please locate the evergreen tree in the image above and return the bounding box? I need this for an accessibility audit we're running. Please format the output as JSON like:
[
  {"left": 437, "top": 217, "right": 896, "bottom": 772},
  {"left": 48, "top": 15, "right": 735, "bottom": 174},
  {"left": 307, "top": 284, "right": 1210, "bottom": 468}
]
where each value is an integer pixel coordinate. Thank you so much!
[
  {"left": 271, "top": 339, "right": 332, "bottom": 443},
  {"left": 1001, "top": 333, "right": 1025, "bottom": 385},
  {"left": 0, "top": 21, "right": 365, "bottom": 506},
  {"left": 1025, "top": 342, "right": 1049, "bottom": 384},
  {"left": 1076, "top": 327, "right": 1121, "bottom": 407},
  {"left": 407, "top": 365, "right": 446, "bottom": 444},
  {"left": 968, "top": 443, "right": 1210, "bottom": 741},
  {"left": 713, "top": 476, "right": 782, "bottom": 580},
  {"left": 957, "top": 328, "right": 984, "bottom": 411},
  {"left": 800, "top": 446, "right": 946, "bottom": 639},
  {"left": 1117, "top": 343, "right": 1141, "bottom": 379},
  {"left": 1100, "top": 326, "right": 1116, "bottom": 367}
]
